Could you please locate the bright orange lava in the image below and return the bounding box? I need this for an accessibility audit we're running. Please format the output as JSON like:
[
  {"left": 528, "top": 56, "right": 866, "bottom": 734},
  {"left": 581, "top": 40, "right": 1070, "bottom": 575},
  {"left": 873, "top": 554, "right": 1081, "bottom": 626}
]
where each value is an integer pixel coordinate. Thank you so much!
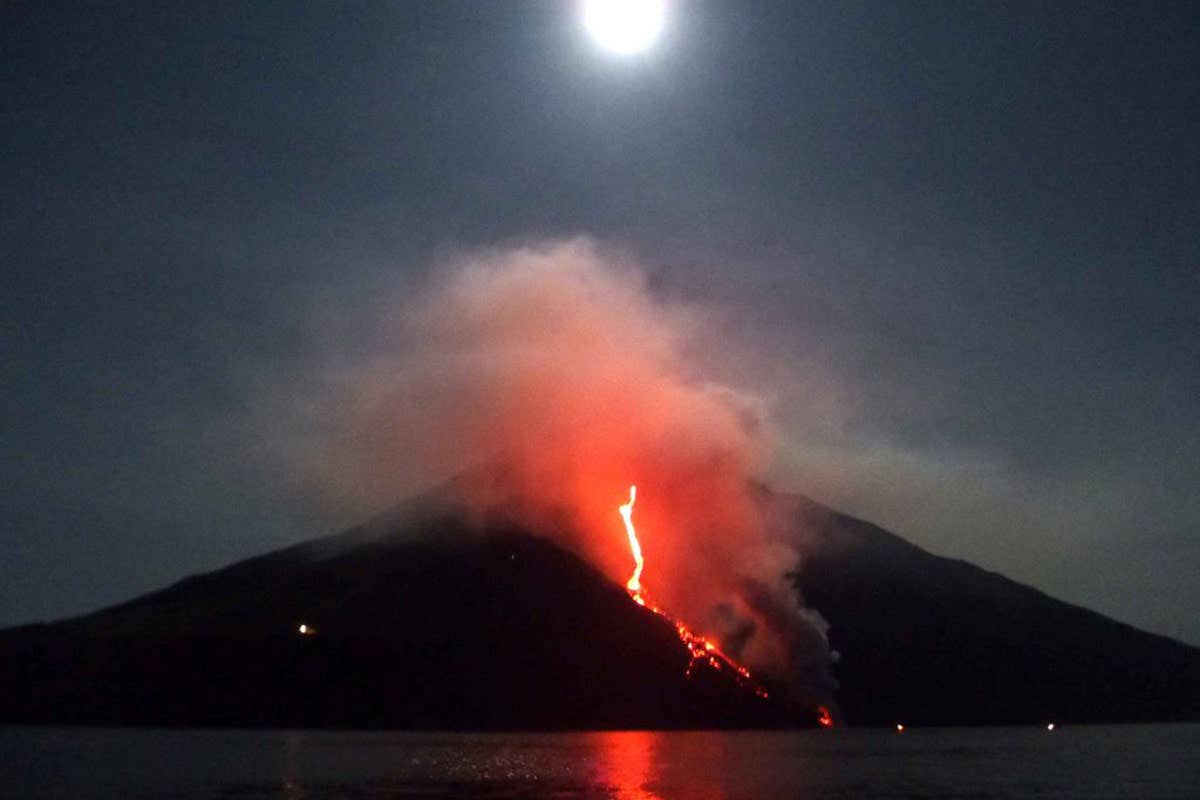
[
  {"left": 617, "top": 484, "right": 768, "bottom": 699},
  {"left": 619, "top": 486, "right": 645, "bottom": 596}
]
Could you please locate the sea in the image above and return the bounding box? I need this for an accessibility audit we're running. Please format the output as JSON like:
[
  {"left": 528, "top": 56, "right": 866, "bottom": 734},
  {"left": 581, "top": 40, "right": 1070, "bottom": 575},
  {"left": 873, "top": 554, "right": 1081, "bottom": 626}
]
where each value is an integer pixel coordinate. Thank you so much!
[{"left": 2, "top": 724, "right": 1197, "bottom": 799}]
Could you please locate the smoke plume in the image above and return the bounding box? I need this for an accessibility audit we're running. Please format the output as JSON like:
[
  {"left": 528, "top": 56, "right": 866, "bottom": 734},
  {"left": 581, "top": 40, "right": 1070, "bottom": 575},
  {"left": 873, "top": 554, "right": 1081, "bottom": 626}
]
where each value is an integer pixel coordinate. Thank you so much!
[{"left": 298, "top": 238, "right": 834, "bottom": 701}]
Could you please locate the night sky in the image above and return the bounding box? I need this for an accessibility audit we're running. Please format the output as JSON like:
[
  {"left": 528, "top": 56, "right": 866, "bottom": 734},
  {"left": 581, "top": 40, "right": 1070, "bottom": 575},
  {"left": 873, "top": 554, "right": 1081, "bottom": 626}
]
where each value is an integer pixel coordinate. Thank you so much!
[{"left": 3, "top": 2, "right": 1198, "bottom": 645}]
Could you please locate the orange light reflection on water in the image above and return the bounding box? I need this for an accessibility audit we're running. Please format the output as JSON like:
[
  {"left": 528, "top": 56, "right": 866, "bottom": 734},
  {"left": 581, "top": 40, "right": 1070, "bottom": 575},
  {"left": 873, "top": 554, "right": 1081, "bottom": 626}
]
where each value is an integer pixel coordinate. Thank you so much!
[
  {"left": 594, "top": 731, "right": 660, "bottom": 800},
  {"left": 593, "top": 731, "right": 730, "bottom": 800}
]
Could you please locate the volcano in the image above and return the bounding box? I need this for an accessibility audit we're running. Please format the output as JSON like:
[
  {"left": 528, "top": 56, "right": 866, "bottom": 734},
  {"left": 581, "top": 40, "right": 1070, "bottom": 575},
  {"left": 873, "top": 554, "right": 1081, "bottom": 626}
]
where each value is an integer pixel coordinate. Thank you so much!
[
  {"left": 0, "top": 490, "right": 809, "bottom": 729},
  {"left": 2, "top": 485, "right": 1198, "bottom": 728},
  {"left": 776, "top": 491, "right": 1200, "bottom": 725}
]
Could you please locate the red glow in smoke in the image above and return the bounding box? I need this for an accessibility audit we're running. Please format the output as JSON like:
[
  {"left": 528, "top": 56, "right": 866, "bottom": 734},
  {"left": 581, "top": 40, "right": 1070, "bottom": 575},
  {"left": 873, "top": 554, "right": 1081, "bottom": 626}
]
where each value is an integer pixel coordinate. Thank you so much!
[
  {"left": 618, "top": 484, "right": 768, "bottom": 699},
  {"left": 287, "top": 243, "right": 835, "bottom": 711}
]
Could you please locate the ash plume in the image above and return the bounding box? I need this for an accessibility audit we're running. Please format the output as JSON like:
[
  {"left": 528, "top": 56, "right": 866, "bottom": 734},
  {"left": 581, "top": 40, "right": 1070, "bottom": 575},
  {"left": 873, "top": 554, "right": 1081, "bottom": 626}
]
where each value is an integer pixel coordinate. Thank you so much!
[{"left": 287, "top": 238, "right": 835, "bottom": 704}]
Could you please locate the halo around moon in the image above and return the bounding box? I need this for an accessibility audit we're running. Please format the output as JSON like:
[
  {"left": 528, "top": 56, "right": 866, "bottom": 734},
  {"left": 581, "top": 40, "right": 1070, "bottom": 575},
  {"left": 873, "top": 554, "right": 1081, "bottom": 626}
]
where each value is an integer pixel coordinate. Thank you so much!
[{"left": 583, "top": 0, "right": 667, "bottom": 55}]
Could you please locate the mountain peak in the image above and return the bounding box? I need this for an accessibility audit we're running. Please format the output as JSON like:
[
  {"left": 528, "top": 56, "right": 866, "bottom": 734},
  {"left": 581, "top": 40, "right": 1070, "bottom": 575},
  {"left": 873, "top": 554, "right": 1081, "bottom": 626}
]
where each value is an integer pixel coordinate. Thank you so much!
[{"left": 2, "top": 482, "right": 1197, "bottom": 728}]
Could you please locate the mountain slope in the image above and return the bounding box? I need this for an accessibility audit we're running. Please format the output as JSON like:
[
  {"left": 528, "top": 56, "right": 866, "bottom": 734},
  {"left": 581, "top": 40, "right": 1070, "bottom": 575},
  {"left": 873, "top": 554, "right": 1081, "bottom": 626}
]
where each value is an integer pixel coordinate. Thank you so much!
[
  {"left": 0, "top": 504, "right": 806, "bottom": 729},
  {"left": 3, "top": 487, "right": 1197, "bottom": 728},
  {"left": 780, "top": 493, "right": 1200, "bottom": 725}
]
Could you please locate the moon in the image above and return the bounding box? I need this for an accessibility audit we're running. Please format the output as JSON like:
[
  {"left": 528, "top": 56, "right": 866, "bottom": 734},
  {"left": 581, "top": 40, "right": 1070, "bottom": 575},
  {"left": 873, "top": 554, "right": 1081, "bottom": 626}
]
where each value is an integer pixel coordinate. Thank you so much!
[{"left": 583, "top": 0, "right": 667, "bottom": 55}]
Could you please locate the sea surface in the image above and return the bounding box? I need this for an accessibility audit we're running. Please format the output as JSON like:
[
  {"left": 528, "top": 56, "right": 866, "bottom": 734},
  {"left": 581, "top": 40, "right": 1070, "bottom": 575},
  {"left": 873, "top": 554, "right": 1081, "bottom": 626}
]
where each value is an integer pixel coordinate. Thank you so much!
[{"left": 2, "top": 724, "right": 1197, "bottom": 799}]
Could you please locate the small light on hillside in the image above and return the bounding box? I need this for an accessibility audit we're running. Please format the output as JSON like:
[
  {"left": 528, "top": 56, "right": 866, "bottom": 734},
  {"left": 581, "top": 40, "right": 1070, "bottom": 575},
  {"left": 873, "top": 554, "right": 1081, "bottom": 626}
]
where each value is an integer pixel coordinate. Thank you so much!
[
  {"left": 297, "top": 623, "right": 314, "bottom": 636},
  {"left": 1047, "top": 722, "right": 1055, "bottom": 731},
  {"left": 896, "top": 723, "right": 905, "bottom": 733}
]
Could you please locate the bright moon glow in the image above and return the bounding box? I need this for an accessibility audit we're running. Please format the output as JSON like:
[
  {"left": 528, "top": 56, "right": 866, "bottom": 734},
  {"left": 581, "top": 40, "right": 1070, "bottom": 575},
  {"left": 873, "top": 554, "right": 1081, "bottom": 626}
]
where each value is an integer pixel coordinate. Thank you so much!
[{"left": 583, "top": 0, "right": 667, "bottom": 55}]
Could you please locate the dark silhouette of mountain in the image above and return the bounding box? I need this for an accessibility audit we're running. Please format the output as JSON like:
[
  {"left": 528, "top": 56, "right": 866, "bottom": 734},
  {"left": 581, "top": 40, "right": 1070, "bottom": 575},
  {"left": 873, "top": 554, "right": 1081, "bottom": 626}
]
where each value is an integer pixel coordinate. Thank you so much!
[
  {"left": 777, "top": 491, "right": 1200, "bottom": 726},
  {"left": 2, "top": 485, "right": 1197, "bottom": 729},
  {"left": 0, "top": 496, "right": 810, "bottom": 729}
]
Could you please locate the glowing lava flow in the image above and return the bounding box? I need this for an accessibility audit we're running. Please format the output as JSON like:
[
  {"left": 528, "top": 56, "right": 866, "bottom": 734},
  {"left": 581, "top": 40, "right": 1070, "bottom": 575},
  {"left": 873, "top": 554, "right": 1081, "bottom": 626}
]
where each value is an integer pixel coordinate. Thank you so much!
[
  {"left": 818, "top": 706, "right": 834, "bottom": 728},
  {"left": 617, "top": 485, "right": 768, "bottom": 699},
  {"left": 618, "top": 486, "right": 644, "bottom": 598}
]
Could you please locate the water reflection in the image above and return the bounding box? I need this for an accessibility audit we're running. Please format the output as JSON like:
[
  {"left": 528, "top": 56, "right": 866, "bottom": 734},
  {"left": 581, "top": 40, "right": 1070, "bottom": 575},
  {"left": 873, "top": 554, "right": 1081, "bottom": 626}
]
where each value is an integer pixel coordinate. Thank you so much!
[
  {"left": 280, "top": 730, "right": 308, "bottom": 800},
  {"left": 593, "top": 731, "right": 661, "bottom": 800},
  {"left": 592, "top": 731, "right": 730, "bottom": 800},
  {"left": 5, "top": 726, "right": 1197, "bottom": 800}
]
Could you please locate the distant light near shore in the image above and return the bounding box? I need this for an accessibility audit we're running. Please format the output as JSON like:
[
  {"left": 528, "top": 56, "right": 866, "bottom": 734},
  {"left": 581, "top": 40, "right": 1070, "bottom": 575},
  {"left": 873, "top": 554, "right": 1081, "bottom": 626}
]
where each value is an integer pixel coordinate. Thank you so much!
[
  {"left": 1047, "top": 723, "right": 1055, "bottom": 731},
  {"left": 896, "top": 723, "right": 905, "bottom": 733},
  {"left": 298, "top": 623, "right": 314, "bottom": 635}
]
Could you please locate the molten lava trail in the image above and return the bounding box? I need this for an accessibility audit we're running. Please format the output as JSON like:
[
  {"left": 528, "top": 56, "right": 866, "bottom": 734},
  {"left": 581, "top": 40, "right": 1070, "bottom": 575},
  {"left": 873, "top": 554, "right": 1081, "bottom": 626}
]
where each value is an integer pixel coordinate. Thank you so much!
[
  {"left": 618, "top": 486, "right": 644, "bottom": 596},
  {"left": 617, "top": 484, "right": 769, "bottom": 699}
]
